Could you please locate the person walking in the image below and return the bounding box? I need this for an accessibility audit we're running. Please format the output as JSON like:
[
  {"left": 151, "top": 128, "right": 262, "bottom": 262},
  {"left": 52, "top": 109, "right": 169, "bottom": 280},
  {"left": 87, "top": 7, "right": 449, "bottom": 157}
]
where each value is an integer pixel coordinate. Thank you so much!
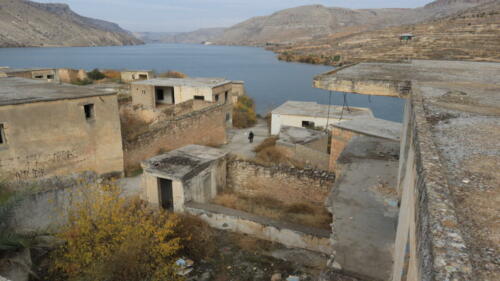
[{"left": 248, "top": 131, "right": 254, "bottom": 143}]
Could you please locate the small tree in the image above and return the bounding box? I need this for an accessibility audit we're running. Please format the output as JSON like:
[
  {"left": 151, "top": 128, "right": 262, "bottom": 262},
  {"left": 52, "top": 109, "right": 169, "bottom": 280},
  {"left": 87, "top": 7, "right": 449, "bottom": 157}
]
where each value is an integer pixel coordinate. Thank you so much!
[
  {"left": 157, "top": 70, "right": 188, "bottom": 78},
  {"left": 86, "top": 69, "right": 105, "bottom": 81},
  {"left": 233, "top": 96, "right": 257, "bottom": 128},
  {"left": 49, "top": 185, "right": 183, "bottom": 281}
]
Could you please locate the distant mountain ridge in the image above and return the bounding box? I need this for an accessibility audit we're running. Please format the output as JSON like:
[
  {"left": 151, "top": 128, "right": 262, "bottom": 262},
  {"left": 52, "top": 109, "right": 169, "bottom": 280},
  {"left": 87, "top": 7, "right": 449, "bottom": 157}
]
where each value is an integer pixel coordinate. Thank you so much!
[
  {"left": 0, "top": 0, "right": 143, "bottom": 47},
  {"left": 214, "top": 0, "right": 492, "bottom": 45},
  {"left": 135, "top": 28, "right": 225, "bottom": 44}
]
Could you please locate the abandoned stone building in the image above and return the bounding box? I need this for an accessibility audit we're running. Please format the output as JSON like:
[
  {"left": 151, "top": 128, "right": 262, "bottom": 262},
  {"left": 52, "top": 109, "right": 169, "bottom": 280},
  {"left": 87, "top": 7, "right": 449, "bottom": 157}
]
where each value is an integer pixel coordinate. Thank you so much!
[
  {"left": 131, "top": 77, "right": 234, "bottom": 109},
  {"left": 0, "top": 68, "right": 59, "bottom": 82},
  {"left": 120, "top": 70, "right": 154, "bottom": 83},
  {"left": 314, "top": 60, "right": 499, "bottom": 281},
  {"left": 0, "top": 77, "right": 124, "bottom": 181},
  {"left": 270, "top": 101, "right": 374, "bottom": 135},
  {"left": 141, "top": 145, "right": 227, "bottom": 212}
]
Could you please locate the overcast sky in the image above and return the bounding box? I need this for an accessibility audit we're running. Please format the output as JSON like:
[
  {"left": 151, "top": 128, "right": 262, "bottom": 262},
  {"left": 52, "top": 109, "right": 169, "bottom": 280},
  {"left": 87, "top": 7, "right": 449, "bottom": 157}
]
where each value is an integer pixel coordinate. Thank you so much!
[{"left": 36, "top": 0, "right": 436, "bottom": 32}]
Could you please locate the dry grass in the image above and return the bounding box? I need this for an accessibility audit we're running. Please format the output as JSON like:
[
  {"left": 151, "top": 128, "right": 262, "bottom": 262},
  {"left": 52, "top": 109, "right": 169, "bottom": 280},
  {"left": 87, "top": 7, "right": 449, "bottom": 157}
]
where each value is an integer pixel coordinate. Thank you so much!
[
  {"left": 158, "top": 70, "right": 188, "bottom": 78},
  {"left": 252, "top": 137, "right": 303, "bottom": 168},
  {"left": 102, "top": 70, "right": 121, "bottom": 80},
  {"left": 212, "top": 193, "right": 331, "bottom": 230},
  {"left": 119, "top": 110, "right": 151, "bottom": 141},
  {"left": 175, "top": 214, "right": 217, "bottom": 261}
]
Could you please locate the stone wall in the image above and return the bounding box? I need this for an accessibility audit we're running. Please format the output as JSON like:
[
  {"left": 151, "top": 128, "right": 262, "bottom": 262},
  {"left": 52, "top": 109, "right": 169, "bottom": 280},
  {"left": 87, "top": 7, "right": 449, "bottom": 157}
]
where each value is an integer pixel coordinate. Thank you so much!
[
  {"left": 185, "top": 202, "right": 334, "bottom": 255},
  {"left": 0, "top": 95, "right": 124, "bottom": 182},
  {"left": 58, "top": 68, "right": 87, "bottom": 83},
  {"left": 227, "top": 159, "right": 335, "bottom": 204},
  {"left": 123, "top": 103, "right": 229, "bottom": 172}
]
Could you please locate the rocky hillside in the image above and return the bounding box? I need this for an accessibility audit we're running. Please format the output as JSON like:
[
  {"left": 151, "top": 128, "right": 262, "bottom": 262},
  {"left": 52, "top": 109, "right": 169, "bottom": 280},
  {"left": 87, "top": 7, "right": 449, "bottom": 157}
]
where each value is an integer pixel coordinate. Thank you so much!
[
  {"left": 0, "top": 0, "right": 143, "bottom": 47},
  {"left": 269, "top": 1, "right": 500, "bottom": 65},
  {"left": 136, "top": 28, "right": 225, "bottom": 44},
  {"left": 215, "top": 0, "right": 490, "bottom": 45}
]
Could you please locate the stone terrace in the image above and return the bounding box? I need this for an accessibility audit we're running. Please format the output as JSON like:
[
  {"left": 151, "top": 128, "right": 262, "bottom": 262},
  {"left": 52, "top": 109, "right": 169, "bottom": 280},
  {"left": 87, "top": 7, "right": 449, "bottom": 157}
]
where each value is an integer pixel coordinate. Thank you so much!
[{"left": 314, "top": 60, "right": 499, "bottom": 281}]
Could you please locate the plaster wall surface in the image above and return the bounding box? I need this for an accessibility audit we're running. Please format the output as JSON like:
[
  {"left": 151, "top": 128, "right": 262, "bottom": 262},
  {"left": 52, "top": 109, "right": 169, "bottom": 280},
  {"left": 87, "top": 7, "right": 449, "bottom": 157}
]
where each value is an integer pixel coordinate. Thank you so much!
[
  {"left": 121, "top": 71, "right": 153, "bottom": 83},
  {"left": 0, "top": 95, "right": 124, "bottom": 182},
  {"left": 271, "top": 114, "right": 333, "bottom": 135}
]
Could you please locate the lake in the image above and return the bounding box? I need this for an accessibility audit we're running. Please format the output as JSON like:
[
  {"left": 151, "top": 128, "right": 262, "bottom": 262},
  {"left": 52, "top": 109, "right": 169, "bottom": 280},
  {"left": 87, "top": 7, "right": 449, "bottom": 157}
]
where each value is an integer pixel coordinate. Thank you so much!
[{"left": 0, "top": 44, "right": 404, "bottom": 121}]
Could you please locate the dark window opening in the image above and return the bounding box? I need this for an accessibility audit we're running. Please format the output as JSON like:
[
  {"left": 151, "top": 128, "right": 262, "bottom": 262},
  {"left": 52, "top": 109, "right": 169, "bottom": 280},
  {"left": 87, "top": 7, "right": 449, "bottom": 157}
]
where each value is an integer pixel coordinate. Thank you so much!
[
  {"left": 215, "top": 94, "right": 219, "bottom": 102},
  {"left": 138, "top": 74, "right": 148, "bottom": 80},
  {"left": 34, "top": 75, "right": 43, "bottom": 79},
  {"left": 194, "top": 96, "right": 205, "bottom": 101},
  {"left": 226, "top": 113, "right": 231, "bottom": 121},
  {"left": 302, "top": 121, "right": 314, "bottom": 128},
  {"left": 156, "top": 89, "right": 165, "bottom": 101},
  {"left": 47, "top": 75, "right": 54, "bottom": 79},
  {"left": 84, "top": 104, "right": 94, "bottom": 120},
  {"left": 0, "top": 124, "right": 6, "bottom": 145},
  {"left": 224, "top": 91, "right": 229, "bottom": 103}
]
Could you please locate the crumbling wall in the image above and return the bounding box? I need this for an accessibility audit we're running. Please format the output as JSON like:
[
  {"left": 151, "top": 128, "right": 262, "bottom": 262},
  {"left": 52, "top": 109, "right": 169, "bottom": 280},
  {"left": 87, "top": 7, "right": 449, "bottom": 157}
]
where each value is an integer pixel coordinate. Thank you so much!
[
  {"left": 123, "top": 104, "right": 229, "bottom": 172},
  {"left": 58, "top": 68, "right": 87, "bottom": 83},
  {"left": 185, "top": 202, "right": 333, "bottom": 255},
  {"left": 0, "top": 95, "right": 124, "bottom": 182},
  {"left": 227, "top": 159, "right": 335, "bottom": 204},
  {"left": 330, "top": 127, "right": 361, "bottom": 172}
]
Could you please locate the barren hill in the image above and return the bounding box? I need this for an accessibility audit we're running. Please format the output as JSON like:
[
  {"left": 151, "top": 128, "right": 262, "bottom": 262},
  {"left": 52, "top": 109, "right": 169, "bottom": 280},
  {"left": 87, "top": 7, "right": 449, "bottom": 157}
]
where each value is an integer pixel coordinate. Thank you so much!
[
  {"left": 269, "top": 1, "right": 500, "bottom": 65},
  {"left": 0, "top": 0, "right": 143, "bottom": 48},
  {"left": 135, "top": 28, "right": 225, "bottom": 44},
  {"left": 215, "top": 0, "right": 488, "bottom": 45}
]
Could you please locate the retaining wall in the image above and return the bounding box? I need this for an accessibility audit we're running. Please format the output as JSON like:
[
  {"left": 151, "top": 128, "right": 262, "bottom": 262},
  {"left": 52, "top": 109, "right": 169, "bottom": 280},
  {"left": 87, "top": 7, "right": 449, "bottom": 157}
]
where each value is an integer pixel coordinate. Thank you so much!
[
  {"left": 123, "top": 103, "right": 230, "bottom": 172},
  {"left": 185, "top": 202, "right": 334, "bottom": 255},
  {"left": 227, "top": 160, "right": 335, "bottom": 204}
]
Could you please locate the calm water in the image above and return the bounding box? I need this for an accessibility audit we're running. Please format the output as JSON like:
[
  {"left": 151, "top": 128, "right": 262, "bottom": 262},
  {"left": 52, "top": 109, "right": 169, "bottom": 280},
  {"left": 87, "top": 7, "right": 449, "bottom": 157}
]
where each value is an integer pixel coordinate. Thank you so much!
[{"left": 0, "top": 44, "right": 404, "bottom": 121}]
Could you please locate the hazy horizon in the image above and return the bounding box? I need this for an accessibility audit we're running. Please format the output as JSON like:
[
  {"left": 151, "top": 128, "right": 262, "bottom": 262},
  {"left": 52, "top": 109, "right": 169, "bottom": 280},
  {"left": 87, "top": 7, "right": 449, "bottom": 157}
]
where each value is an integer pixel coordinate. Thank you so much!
[{"left": 35, "top": 0, "right": 436, "bottom": 32}]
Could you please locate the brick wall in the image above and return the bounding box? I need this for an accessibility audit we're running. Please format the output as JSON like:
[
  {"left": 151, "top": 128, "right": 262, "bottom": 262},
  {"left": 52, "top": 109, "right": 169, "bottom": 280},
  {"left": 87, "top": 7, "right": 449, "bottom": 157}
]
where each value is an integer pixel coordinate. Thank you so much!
[
  {"left": 330, "top": 127, "right": 361, "bottom": 172},
  {"left": 123, "top": 103, "right": 229, "bottom": 172},
  {"left": 227, "top": 160, "right": 335, "bottom": 204}
]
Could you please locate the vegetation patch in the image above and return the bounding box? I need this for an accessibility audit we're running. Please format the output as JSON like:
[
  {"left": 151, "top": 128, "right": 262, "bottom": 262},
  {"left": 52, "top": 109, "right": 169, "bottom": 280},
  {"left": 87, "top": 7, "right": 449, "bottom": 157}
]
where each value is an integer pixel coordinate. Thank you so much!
[
  {"left": 212, "top": 193, "right": 331, "bottom": 230},
  {"left": 157, "top": 70, "right": 188, "bottom": 78},
  {"left": 233, "top": 96, "right": 257, "bottom": 128}
]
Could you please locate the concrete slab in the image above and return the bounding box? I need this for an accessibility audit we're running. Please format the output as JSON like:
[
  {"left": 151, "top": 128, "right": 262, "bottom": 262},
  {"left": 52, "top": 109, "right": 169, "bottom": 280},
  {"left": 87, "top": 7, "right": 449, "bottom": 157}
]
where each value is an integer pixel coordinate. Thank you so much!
[
  {"left": 279, "top": 126, "right": 327, "bottom": 145},
  {"left": 221, "top": 118, "right": 269, "bottom": 158},
  {"left": 331, "top": 118, "right": 402, "bottom": 142},
  {"left": 272, "top": 101, "right": 374, "bottom": 119},
  {"left": 0, "top": 77, "right": 116, "bottom": 105},
  {"left": 328, "top": 136, "right": 399, "bottom": 281}
]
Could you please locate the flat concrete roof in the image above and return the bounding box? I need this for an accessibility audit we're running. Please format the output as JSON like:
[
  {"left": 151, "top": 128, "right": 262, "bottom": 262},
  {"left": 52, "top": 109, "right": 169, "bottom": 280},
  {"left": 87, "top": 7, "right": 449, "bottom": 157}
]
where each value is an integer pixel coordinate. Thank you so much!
[
  {"left": 0, "top": 77, "right": 117, "bottom": 106},
  {"left": 141, "top": 145, "right": 227, "bottom": 181},
  {"left": 131, "top": 77, "right": 232, "bottom": 88},
  {"left": 332, "top": 118, "right": 402, "bottom": 141},
  {"left": 314, "top": 60, "right": 500, "bottom": 280},
  {"left": 1, "top": 67, "right": 55, "bottom": 73},
  {"left": 271, "top": 101, "right": 374, "bottom": 119},
  {"left": 278, "top": 126, "right": 327, "bottom": 145}
]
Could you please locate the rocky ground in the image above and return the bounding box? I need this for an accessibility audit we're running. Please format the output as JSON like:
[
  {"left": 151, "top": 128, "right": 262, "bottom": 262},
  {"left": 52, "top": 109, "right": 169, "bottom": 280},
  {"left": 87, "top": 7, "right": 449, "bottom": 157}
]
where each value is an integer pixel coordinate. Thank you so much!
[{"left": 269, "top": 1, "right": 500, "bottom": 66}]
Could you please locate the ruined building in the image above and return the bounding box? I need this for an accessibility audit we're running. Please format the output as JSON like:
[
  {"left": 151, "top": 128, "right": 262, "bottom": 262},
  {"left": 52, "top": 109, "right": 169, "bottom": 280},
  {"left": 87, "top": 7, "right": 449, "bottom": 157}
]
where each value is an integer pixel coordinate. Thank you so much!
[
  {"left": 0, "top": 77, "right": 124, "bottom": 181},
  {"left": 314, "top": 60, "right": 499, "bottom": 281}
]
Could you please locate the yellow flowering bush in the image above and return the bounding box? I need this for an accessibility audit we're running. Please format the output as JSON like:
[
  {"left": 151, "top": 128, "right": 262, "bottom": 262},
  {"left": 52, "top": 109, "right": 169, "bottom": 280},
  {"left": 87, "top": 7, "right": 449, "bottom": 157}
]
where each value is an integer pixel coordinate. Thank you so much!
[{"left": 49, "top": 185, "right": 183, "bottom": 281}]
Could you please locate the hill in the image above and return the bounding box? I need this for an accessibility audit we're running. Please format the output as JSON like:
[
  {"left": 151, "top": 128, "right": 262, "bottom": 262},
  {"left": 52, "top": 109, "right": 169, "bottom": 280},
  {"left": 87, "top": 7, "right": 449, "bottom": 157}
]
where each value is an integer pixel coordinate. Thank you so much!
[
  {"left": 268, "top": 1, "right": 500, "bottom": 65},
  {"left": 214, "top": 0, "right": 487, "bottom": 46},
  {"left": 0, "top": 0, "right": 143, "bottom": 48},
  {"left": 135, "top": 28, "right": 225, "bottom": 44}
]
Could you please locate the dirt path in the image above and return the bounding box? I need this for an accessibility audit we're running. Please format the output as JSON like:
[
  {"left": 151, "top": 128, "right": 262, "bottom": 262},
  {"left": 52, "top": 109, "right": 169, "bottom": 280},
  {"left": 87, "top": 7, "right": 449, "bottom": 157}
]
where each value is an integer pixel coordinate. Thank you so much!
[{"left": 221, "top": 118, "right": 269, "bottom": 159}]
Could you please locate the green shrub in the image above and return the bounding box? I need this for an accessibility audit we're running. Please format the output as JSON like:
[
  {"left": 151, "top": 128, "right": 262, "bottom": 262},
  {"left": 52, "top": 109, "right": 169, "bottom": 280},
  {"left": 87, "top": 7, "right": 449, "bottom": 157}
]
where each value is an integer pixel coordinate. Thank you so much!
[
  {"left": 71, "top": 78, "right": 93, "bottom": 85},
  {"left": 87, "top": 68, "right": 105, "bottom": 80}
]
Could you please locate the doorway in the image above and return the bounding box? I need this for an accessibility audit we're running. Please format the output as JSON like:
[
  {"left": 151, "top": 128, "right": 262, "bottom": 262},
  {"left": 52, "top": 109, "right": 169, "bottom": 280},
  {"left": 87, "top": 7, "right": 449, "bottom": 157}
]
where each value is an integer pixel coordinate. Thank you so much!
[{"left": 158, "top": 178, "right": 173, "bottom": 211}]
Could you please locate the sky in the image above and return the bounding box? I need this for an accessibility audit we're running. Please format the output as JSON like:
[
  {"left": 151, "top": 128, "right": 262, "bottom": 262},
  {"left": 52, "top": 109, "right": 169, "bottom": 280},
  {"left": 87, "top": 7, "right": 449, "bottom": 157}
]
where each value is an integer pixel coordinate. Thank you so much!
[{"left": 36, "top": 0, "right": 436, "bottom": 32}]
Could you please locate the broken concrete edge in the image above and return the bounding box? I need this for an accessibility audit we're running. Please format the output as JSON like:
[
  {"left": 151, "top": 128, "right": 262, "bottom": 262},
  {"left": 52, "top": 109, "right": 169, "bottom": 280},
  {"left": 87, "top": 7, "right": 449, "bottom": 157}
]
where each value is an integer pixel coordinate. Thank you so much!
[
  {"left": 313, "top": 63, "right": 412, "bottom": 98},
  {"left": 409, "top": 86, "right": 473, "bottom": 280}
]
